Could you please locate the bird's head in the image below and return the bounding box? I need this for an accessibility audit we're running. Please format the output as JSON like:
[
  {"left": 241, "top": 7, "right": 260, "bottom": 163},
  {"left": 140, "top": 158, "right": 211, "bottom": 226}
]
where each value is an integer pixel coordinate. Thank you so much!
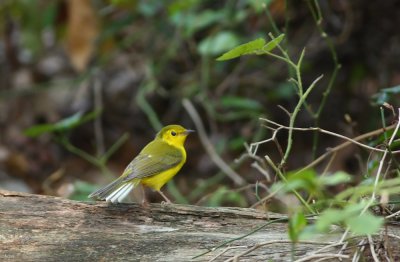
[{"left": 156, "top": 125, "right": 195, "bottom": 147}]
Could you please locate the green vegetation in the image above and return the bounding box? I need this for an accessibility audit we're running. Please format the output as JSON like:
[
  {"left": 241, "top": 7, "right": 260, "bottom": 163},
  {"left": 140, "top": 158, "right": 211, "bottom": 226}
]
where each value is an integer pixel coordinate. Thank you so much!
[{"left": 1, "top": 0, "right": 400, "bottom": 260}]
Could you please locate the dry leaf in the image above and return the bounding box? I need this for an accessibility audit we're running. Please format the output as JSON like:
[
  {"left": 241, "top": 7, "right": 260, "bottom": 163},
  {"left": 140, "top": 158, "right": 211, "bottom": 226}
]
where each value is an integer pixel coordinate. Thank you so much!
[{"left": 66, "top": 0, "right": 99, "bottom": 72}]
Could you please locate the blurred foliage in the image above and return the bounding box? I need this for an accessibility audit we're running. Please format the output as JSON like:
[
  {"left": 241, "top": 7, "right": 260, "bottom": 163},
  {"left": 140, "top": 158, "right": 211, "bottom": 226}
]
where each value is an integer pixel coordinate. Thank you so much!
[
  {"left": 206, "top": 185, "right": 248, "bottom": 207},
  {"left": 69, "top": 180, "right": 99, "bottom": 201},
  {"left": 372, "top": 85, "right": 400, "bottom": 106},
  {"left": 24, "top": 111, "right": 100, "bottom": 137},
  {"left": 217, "top": 31, "right": 399, "bottom": 242},
  {"left": 1, "top": 0, "right": 400, "bottom": 254}
]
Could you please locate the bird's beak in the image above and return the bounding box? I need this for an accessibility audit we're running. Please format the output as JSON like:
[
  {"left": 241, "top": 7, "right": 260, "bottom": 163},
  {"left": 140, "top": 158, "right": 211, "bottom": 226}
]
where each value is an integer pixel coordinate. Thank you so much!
[{"left": 183, "top": 129, "right": 195, "bottom": 135}]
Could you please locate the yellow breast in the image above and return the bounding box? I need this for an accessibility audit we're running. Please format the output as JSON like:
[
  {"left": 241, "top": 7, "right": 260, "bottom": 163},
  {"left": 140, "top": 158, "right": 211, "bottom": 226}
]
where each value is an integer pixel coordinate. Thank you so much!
[{"left": 140, "top": 147, "right": 186, "bottom": 191}]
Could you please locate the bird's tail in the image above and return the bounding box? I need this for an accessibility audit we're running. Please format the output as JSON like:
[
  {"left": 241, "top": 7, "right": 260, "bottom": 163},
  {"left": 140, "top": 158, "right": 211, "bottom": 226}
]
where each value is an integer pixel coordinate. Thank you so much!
[{"left": 88, "top": 177, "right": 139, "bottom": 203}]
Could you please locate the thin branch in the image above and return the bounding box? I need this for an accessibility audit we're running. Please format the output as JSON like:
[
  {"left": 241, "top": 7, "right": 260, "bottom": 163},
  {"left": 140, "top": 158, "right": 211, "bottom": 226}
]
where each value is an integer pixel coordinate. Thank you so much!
[
  {"left": 386, "top": 234, "right": 400, "bottom": 241},
  {"left": 306, "top": 0, "right": 341, "bottom": 158},
  {"left": 294, "top": 253, "right": 349, "bottom": 262},
  {"left": 100, "top": 133, "right": 130, "bottom": 163},
  {"left": 192, "top": 217, "right": 290, "bottom": 259},
  {"left": 251, "top": 161, "right": 271, "bottom": 181},
  {"left": 224, "top": 240, "right": 333, "bottom": 262},
  {"left": 250, "top": 185, "right": 282, "bottom": 208},
  {"left": 93, "top": 72, "right": 105, "bottom": 157},
  {"left": 352, "top": 239, "right": 367, "bottom": 262},
  {"left": 208, "top": 246, "right": 247, "bottom": 262},
  {"left": 182, "top": 98, "right": 245, "bottom": 185},
  {"left": 280, "top": 74, "right": 324, "bottom": 166},
  {"left": 368, "top": 235, "right": 380, "bottom": 262},
  {"left": 262, "top": 118, "right": 400, "bottom": 154},
  {"left": 265, "top": 156, "right": 315, "bottom": 214},
  {"left": 339, "top": 108, "right": 400, "bottom": 257},
  {"left": 370, "top": 109, "right": 400, "bottom": 201},
  {"left": 248, "top": 127, "right": 284, "bottom": 156},
  {"left": 308, "top": 241, "right": 347, "bottom": 256},
  {"left": 385, "top": 209, "right": 400, "bottom": 219}
]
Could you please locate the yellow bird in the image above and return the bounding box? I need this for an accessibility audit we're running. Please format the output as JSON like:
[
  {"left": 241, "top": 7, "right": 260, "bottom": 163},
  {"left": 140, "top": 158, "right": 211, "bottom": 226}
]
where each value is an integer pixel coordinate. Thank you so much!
[{"left": 89, "top": 125, "right": 194, "bottom": 203}]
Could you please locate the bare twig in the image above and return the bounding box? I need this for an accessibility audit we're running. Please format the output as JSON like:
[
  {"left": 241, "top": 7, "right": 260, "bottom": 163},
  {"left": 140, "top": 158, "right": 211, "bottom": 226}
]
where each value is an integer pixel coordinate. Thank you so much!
[
  {"left": 248, "top": 126, "right": 284, "bottom": 156},
  {"left": 251, "top": 161, "right": 271, "bottom": 181},
  {"left": 308, "top": 241, "right": 347, "bottom": 256},
  {"left": 261, "top": 118, "right": 400, "bottom": 155},
  {"left": 208, "top": 246, "right": 247, "bottom": 262},
  {"left": 280, "top": 74, "right": 324, "bottom": 166},
  {"left": 249, "top": 119, "right": 397, "bottom": 178},
  {"left": 223, "top": 240, "right": 333, "bottom": 262},
  {"left": 294, "top": 253, "right": 349, "bottom": 262},
  {"left": 265, "top": 156, "right": 315, "bottom": 214},
  {"left": 192, "top": 216, "right": 290, "bottom": 259},
  {"left": 386, "top": 234, "right": 400, "bottom": 241},
  {"left": 352, "top": 238, "right": 367, "bottom": 262},
  {"left": 306, "top": 0, "right": 341, "bottom": 158},
  {"left": 385, "top": 209, "right": 400, "bottom": 219},
  {"left": 368, "top": 235, "right": 380, "bottom": 262},
  {"left": 93, "top": 72, "right": 105, "bottom": 156},
  {"left": 339, "top": 108, "right": 400, "bottom": 258},
  {"left": 182, "top": 98, "right": 245, "bottom": 185},
  {"left": 250, "top": 185, "right": 282, "bottom": 208},
  {"left": 370, "top": 109, "right": 400, "bottom": 201},
  {"left": 289, "top": 122, "right": 397, "bottom": 172}
]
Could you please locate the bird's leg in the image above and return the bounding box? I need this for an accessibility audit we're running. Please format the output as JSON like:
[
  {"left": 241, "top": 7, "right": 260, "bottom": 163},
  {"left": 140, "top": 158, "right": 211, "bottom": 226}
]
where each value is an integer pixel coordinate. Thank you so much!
[
  {"left": 157, "top": 190, "right": 172, "bottom": 204},
  {"left": 141, "top": 185, "right": 149, "bottom": 207}
]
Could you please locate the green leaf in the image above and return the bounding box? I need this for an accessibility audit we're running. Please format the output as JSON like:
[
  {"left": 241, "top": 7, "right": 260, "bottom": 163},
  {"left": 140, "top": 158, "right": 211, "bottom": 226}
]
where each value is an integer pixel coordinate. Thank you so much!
[
  {"left": 271, "top": 169, "right": 319, "bottom": 194},
  {"left": 316, "top": 202, "right": 377, "bottom": 233},
  {"left": 216, "top": 34, "right": 285, "bottom": 61},
  {"left": 207, "top": 186, "right": 247, "bottom": 207},
  {"left": 167, "top": 180, "right": 189, "bottom": 205},
  {"left": 69, "top": 180, "right": 99, "bottom": 201},
  {"left": 289, "top": 211, "right": 307, "bottom": 242},
  {"left": 263, "top": 34, "right": 284, "bottom": 52},
  {"left": 24, "top": 110, "right": 100, "bottom": 137},
  {"left": 316, "top": 208, "right": 345, "bottom": 231},
  {"left": 286, "top": 169, "right": 318, "bottom": 192},
  {"left": 288, "top": 169, "right": 317, "bottom": 181},
  {"left": 198, "top": 31, "right": 240, "bottom": 56},
  {"left": 280, "top": 179, "right": 311, "bottom": 192},
  {"left": 228, "top": 136, "right": 246, "bottom": 150},
  {"left": 346, "top": 212, "right": 384, "bottom": 235},
  {"left": 372, "top": 85, "right": 400, "bottom": 105},
  {"left": 53, "top": 112, "right": 85, "bottom": 130},
  {"left": 170, "top": 10, "right": 225, "bottom": 37},
  {"left": 167, "top": 0, "right": 202, "bottom": 15},
  {"left": 318, "top": 171, "right": 352, "bottom": 186},
  {"left": 216, "top": 38, "right": 265, "bottom": 61},
  {"left": 299, "top": 225, "right": 320, "bottom": 240},
  {"left": 342, "top": 201, "right": 366, "bottom": 215},
  {"left": 220, "top": 96, "right": 263, "bottom": 111},
  {"left": 248, "top": 0, "right": 274, "bottom": 13},
  {"left": 23, "top": 123, "right": 60, "bottom": 138}
]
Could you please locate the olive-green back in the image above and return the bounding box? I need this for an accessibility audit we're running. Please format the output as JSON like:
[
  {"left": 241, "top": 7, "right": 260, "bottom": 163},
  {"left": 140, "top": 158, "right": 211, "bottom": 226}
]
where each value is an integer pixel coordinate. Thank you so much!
[{"left": 122, "top": 139, "right": 183, "bottom": 182}]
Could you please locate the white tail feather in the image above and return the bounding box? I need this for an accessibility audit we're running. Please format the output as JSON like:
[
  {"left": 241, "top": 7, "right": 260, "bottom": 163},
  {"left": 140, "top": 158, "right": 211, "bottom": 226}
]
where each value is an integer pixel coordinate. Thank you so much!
[
  {"left": 117, "top": 184, "right": 134, "bottom": 203},
  {"left": 106, "top": 183, "right": 134, "bottom": 203},
  {"left": 105, "top": 186, "right": 121, "bottom": 202}
]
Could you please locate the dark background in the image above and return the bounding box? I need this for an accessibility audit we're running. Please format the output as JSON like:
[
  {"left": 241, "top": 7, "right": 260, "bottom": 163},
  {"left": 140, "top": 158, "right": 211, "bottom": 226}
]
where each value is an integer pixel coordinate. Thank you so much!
[{"left": 0, "top": 0, "right": 399, "bottom": 207}]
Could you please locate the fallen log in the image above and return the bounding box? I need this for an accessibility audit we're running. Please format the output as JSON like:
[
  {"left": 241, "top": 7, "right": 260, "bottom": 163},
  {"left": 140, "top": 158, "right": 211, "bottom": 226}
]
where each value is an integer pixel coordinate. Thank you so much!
[{"left": 0, "top": 190, "right": 399, "bottom": 261}]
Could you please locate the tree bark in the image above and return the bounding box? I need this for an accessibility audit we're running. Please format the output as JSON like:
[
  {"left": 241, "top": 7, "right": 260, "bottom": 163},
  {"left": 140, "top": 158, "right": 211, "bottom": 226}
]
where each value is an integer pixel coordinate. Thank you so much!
[{"left": 0, "top": 190, "right": 399, "bottom": 261}]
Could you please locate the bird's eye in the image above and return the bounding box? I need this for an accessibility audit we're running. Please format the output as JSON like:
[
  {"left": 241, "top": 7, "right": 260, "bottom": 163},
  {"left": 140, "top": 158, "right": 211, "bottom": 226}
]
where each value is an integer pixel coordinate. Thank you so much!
[{"left": 171, "top": 131, "right": 177, "bottom": 136}]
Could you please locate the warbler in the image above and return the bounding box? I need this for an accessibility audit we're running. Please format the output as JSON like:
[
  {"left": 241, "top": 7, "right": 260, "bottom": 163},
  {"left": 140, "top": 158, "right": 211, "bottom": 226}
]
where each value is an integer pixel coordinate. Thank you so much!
[{"left": 89, "top": 125, "right": 194, "bottom": 203}]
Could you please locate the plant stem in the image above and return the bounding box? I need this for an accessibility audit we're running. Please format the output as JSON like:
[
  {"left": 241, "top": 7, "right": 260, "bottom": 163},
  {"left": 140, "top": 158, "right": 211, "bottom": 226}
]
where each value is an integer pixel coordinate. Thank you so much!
[
  {"left": 307, "top": 0, "right": 341, "bottom": 159},
  {"left": 100, "top": 133, "right": 130, "bottom": 163},
  {"left": 280, "top": 73, "right": 323, "bottom": 167},
  {"left": 266, "top": 157, "right": 315, "bottom": 214}
]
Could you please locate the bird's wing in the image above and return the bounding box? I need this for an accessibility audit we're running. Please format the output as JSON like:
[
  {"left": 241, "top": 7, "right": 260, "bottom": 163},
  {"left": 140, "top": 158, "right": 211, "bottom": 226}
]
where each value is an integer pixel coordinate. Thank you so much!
[{"left": 122, "top": 140, "right": 183, "bottom": 182}]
